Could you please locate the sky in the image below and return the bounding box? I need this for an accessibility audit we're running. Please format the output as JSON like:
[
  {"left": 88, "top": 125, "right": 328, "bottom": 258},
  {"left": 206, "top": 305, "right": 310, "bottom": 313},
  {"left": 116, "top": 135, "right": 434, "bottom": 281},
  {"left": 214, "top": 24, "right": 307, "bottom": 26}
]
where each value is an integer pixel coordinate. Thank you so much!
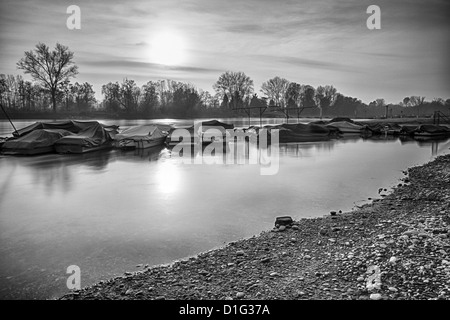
[{"left": 0, "top": 0, "right": 449, "bottom": 104}]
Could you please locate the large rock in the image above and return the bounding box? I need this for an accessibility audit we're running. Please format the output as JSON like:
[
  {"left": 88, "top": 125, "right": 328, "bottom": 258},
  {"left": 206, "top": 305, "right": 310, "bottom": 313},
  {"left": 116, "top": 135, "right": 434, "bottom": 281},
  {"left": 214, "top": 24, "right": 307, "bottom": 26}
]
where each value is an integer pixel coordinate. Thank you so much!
[{"left": 275, "top": 216, "right": 293, "bottom": 227}]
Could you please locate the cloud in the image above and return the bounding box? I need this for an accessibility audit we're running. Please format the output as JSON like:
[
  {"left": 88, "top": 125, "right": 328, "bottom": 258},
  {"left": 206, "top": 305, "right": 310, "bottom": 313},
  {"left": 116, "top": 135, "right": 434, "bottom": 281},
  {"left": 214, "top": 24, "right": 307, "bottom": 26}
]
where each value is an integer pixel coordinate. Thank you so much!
[
  {"left": 0, "top": 0, "right": 448, "bottom": 103},
  {"left": 82, "top": 59, "right": 222, "bottom": 73},
  {"left": 250, "top": 54, "right": 362, "bottom": 73}
]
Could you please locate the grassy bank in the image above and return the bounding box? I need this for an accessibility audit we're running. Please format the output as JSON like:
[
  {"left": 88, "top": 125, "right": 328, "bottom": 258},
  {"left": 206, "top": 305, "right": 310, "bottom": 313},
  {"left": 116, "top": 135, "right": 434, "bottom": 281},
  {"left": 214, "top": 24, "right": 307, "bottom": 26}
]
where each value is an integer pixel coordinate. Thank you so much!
[{"left": 61, "top": 154, "right": 450, "bottom": 300}]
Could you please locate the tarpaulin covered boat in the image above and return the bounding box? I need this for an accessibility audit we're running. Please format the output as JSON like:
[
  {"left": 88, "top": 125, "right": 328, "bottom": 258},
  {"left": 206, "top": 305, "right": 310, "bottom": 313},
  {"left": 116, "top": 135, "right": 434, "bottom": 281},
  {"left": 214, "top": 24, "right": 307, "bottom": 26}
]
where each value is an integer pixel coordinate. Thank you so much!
[
  {"left": 54, "top": 122, "right": 115, "bottom": 153},
  {"left": 196, "top": 120, "right": 235, "bottom": 144},
  {"left": 269, "top": 122, "right": 336, "bottom": 143},
  {"left": 1, "top": 129, "right": 74, "bottom": 155},
  {"left": 326, "top": 121, "right": 368, "bottom": 134},
  {"left": 166, "top": 120, "right": 235, "bottom": 146},
  {"left": 400, "top": 125, "right": 421, "bottom": 136},
  {"left": 413, "top": 124, "right": 450, "bottom": 137},
  {"left": 13, "top": 120, "right": 118, "bottom": 137},
  {"left": 365, "top": 123, "right": 384, "bottom": 135},
  {"left": 114, "top": 124, "right": 170, "bottom": 149},
  {"left": 381, "top": 123, "right": 402, "bottom": 135}
]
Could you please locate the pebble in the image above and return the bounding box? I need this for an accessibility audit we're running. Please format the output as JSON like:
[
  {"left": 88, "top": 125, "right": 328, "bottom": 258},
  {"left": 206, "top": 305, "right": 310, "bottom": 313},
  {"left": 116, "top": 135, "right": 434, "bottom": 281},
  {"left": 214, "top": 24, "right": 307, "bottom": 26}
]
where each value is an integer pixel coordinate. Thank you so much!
[
  {"left": 236, "top": 292, "right": 245, "bottom": 299},
  {"left": 388, "top": 287, "right": 398, "bottom": 292},
  {"left": 236, "top": 250, "right": 245, "bottom": 256},
  {"left": 278, "top": 225, "right": 286, "bottom": 232},
  {"left": 404, "top": 230, "right": 419, "bottom": 236},
  {"left": 370, "top": 293, "right": 382, "bottom": 300},
  {"left": 269, "top": 272, "right": 280, "bottom": 277}
]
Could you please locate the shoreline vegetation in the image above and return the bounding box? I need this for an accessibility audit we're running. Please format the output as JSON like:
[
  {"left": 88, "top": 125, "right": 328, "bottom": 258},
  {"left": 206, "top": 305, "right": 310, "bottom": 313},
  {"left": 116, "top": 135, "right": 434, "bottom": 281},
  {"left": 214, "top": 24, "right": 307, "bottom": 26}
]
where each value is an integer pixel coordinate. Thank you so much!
[
  {"left": 2, "top": 42, "right": 449, "bottom": 122},
  {"left": 61, "top": 153, "right": 450, "bottom": 301}
]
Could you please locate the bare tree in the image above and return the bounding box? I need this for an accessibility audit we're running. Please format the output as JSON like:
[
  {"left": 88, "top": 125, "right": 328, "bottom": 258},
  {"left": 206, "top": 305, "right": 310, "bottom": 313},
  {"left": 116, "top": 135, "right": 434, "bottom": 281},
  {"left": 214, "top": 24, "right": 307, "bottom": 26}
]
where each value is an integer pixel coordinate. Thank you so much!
[
  {"left": 409, "top": 96, "right": 425, "bottom": 107},
  {"left": 213, "top": 71, "right": 254, "bottom": 109},
  {"left": 285, "top": 82, "right": 301, "bottom": 107},
  {"left": 314, "top": 85, "right": 337, "bottom": 118},
  {"left": 402, "top": 97, "right": 410, "bottom": 107},
  {"left": 17, "top": 43, "right": 78, "bottom": 113},
  {"left": 409, "top": 96, "right": 425, "bottom": 117},
  {"left": 261, "top": 76, "right": 290, "bottom": 108}
]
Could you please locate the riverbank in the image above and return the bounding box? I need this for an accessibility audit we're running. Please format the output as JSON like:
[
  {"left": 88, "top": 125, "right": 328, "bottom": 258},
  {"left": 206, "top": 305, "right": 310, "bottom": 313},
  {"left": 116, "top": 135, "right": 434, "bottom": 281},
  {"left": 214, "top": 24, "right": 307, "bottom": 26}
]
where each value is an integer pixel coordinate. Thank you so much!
[{"left": 60, "top": 154, "right": 450, "bottom": 300}]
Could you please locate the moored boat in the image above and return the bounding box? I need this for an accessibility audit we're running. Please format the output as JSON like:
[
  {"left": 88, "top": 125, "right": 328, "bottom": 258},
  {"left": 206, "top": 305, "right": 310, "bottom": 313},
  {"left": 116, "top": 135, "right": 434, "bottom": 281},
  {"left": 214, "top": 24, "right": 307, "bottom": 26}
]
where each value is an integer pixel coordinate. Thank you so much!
[
  {"left": 166, "top": 120, "right": 235, "bottom": 146},
  {"left": 269, "top": 122, "right": 336, "bottom": 143},
  {"left": 1, "top": 129, "right": 74, "bottom": 155},
  {"left": 413, "top": 124, "right": 450, "bottom": 137},
  {"left": 326, "top": 121, "right": 368, "bottom": 134},
  {"left": 114, "top": 124, "right": 171, "bottom": 149},
  {"left": 54, "top": 122, "right": 115, "bottom": 154},
  {"left": 197, "top": 120, "right": 235, "bottom": 144}
]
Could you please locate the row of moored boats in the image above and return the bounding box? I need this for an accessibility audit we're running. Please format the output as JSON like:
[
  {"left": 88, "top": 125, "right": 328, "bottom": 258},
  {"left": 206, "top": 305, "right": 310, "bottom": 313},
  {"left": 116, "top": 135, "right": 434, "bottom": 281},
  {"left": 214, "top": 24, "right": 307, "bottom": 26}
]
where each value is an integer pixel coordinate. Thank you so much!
[{"left": 0, "top": 118, "right": 449, "bottom": 155}]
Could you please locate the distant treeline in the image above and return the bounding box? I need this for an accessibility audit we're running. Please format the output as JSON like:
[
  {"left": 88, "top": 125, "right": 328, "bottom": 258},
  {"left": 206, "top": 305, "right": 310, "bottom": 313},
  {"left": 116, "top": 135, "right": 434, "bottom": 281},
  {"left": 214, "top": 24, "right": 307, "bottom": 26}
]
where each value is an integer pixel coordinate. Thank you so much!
[
  {"left": 1, "top": 73, "right": 449, "bottom": 120},
  {"left": 2, "top": 43, "right": 449, "bottom": 120}
]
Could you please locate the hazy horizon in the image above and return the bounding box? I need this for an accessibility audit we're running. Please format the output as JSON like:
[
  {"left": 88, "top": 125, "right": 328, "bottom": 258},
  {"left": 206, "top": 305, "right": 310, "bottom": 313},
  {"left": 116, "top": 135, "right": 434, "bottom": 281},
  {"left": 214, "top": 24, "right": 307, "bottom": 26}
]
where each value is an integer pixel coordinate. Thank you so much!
[{"left": 1, "top": 0, "right": 449, "bottom": 104}]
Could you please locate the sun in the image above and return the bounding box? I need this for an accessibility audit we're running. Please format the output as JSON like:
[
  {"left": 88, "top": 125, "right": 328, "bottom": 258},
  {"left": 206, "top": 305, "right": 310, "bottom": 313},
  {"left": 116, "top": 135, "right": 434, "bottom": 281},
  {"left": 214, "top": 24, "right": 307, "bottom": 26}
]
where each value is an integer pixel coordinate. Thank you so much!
[{"left": 148, "top": 31, "right": 186, "bottom": 66}]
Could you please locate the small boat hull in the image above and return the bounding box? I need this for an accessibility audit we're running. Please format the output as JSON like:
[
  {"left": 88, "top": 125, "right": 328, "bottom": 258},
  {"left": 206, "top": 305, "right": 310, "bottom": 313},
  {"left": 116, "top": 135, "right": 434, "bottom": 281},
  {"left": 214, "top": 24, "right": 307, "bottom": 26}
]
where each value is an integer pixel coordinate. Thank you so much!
[
  {"left": 2, "top": 146, "right": 56, "bottom": 155},
  {"left": 55, "top": 141, "right": 113, "bottom": 154}
]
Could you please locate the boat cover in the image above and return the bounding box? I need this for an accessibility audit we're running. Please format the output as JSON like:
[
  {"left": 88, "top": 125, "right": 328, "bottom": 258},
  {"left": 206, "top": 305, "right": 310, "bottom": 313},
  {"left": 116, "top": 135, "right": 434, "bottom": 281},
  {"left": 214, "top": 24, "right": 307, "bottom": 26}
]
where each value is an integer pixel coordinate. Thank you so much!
[
  {"left": 54, "top": 122, "right": 112, "bottom": 149},
  {"left": 196, "top": 120, "right": 234, "bottom": 134},
  {"left": 2, "top": 129, "right": 73, "bottom": 154},
  {"left": 415, "top": 125, "right": 450, "bottom": 135},
  {"left": 326, "top": 121, "right": 366, "bottom": 132},
  {"left": 279, "top": 123, "right": 331, "bottom": 135},
  {"left": 199, "top": 120, "right": 234, "bottom": 129},
  {"left": 115, "top": 125, "right": 169, "bottom": 142},
  {"left": 13, "top": 120, "right": 118, "bottom": 137}
]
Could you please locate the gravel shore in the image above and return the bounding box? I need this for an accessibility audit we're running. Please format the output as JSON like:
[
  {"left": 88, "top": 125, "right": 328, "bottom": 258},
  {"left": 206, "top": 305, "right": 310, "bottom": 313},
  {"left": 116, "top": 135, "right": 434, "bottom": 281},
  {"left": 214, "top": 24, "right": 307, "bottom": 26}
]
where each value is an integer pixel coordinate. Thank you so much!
[{"left": 61, "top": 154, "right": 450, "bottom": 300}]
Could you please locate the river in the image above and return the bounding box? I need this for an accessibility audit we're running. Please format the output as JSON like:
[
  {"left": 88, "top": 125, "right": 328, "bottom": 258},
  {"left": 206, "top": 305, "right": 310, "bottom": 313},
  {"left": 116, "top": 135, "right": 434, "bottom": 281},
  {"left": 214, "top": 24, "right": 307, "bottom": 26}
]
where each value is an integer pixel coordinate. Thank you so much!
[{"left": 0, "top": 118, "right": 449, "bottom": 299}]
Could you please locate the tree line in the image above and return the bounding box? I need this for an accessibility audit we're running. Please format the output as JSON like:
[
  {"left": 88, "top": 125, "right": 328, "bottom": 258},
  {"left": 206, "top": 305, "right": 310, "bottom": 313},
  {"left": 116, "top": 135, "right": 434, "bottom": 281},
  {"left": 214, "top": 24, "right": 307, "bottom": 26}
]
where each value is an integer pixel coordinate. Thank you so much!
[{"left": 1, "top": 42, "right": 449, "bottom": 119}]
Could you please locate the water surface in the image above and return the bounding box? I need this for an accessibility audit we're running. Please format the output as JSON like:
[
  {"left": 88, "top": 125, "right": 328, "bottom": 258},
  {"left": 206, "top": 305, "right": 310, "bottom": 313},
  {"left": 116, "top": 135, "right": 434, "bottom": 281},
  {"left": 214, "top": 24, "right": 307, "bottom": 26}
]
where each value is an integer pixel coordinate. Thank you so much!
[{"left": 0, "top": 118, "right": 449, "bottom": 299}]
